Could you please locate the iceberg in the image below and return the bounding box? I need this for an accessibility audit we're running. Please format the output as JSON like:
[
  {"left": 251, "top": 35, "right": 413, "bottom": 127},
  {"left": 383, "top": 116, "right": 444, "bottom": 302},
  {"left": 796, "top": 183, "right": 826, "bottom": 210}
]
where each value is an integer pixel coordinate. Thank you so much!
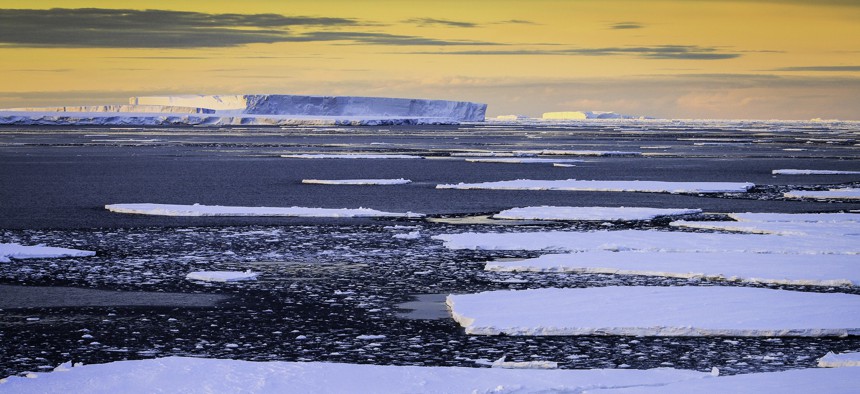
[
  {"left": 0, "top": 94, "right": 487, "bottom": 126},
  {"left": 446, "top": 286, "right": 860, "bottom": 337},
  {"left": 0, "top": 243, "right": 95, "bottom": 263},
  {"left": 542, "top": 111, "right": 642, "bottom": 120},
  {"left": 485, "top": 251, "right": 860, "bottom": 287},
  {"left": 0, "top": 356, "right": 709, "bottom": 393},
  {"left": 493, "top": 206, "right": 701, "bottom": 221},
  {"left": 105, "top": 203, "right": 424, "bottom": 218},
  {"left": 436, "top": 179, "right": 755, "bottom": 193},
  {"left": 818, "top": 351, "right": 860, "bottom": 367}
]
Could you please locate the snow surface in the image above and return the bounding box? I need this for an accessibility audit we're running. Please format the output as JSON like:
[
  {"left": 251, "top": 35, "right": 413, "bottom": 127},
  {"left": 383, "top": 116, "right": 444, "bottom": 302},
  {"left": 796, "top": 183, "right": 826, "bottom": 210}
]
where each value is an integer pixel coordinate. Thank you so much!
[
  {"left": 131, "top": 94, "right": 487, "bottom": 121},
  {"left": 773, "top": 169, "right": 860, "bottom": 175},
  {"left": 281, "top": 154, "right": 423, "bottom": 159},
  {"left": 818, "top": 351, "right": 860, "bottom": 367},
  {"left": 436, "top": 179, "right": 755, "bottom": 193},
  {"left": 493, "top": 206, "right": 702, "bottom": 221},
  {"left": 582, "top": 367, "right": 860, "bottom": 394},
  {"left": 105, "top": 203, "right": 423, "bottom": 218},
  {"left": 485, "top": 251, "right": 860, "bottom": 287},
  {"left": 464, "top": 158, "right": 584, "bottom": 164},
  {"left": 446, "top": 286, "right": 860, "bottom": 336},
  {"left": 0, "top": 356, "right": 709, "bottom": 393},
  {"left": 301, "top": 178, "right": 411, "bottom": 185},
  {"left": 785, "top": 188, "right": 860, "bottom": 200},
  {"left": 0, "top": 243, "right": 95, "bottom": 263},
  {"left": 433, "top": 229, "right": 859, "bottom": 254},
  {"left": 185, "top": 270, "right": 258, "bottom": 283}
]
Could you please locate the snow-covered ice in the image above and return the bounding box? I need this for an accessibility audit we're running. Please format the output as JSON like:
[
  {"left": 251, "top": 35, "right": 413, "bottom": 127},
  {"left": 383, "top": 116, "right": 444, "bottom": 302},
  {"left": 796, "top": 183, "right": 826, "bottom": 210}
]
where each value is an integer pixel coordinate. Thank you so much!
[
  {"left": 432, "top": 229, "right": 858, "bottom": 254},
  {"left": 516, "top": 150, "right": 642, "bottom": 156},
  {"left": 464, "top": 158, "right": 585, "bottom": 164},
  {"left": 446, "top": 286, "right": 860, "bottom": 337},
  {"left": 784, "top": 188, "right": 860, "bottom": 200},
  {"left": 393, "top": 231, "right": 421, "bottom": 240},
  {"left": 485, "top": 251, "right": 860, "bottom": 287},
  {"left": 0, "top": 243, "right": 95, "bottom": 263},
  {"left": 281, "top": 154, "right": 423, "bottom": 159},
  {"left": 773, "top": 169, "right": 860, "bottom": 175},
  {"left": 490, "top": 356, "right": 558, "bottom": 369},
  {"left": 493, "top": 206, "right": 701, "bottom": 221},
  {"left": 669, "top": 219, "right": 858, "bottom": 236},
  {"left": 185, "top": 270, "right": 258, "bottom": 283},
  {"left": 436, "top": 179, "right": 755, "bottom": 193},
  {"left": 582, "top": 367, "right": 860, "bottom": 394},
  {"left": 0, "top": 356, "right": 709, "bottom": 393},
  {"left": 301, "top": 178, "right": 412, "bottom": 185},
  {"left": 818, "top": 351, "right": 860, "bottom": 367},
  {"left": 727, "top": 212, "right": 860, "bottom": 223},
  {"left": 105, "top": 203, "right": 424, "bottom": 218}
]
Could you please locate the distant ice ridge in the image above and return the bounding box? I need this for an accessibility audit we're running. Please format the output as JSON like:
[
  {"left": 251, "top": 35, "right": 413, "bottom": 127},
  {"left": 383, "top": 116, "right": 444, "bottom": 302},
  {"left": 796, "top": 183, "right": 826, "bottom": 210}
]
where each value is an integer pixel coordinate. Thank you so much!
[
  {"left": 446, "top": 286, "right": 860, "bottom": 337},
  {"left": 0, "top": 94, "right": 486, "bottom": 126},
  {"left": 105, "top": 203, "right": 424, "bottom": 218},
  {"left": 0, "top": 243, "right": 95, "bottom": 263}
]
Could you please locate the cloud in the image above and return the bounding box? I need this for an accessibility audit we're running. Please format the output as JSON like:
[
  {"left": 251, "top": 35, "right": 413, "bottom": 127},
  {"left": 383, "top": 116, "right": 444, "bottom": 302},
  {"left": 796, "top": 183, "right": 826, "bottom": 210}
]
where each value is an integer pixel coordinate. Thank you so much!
[
  {"left": 403, "top": 18, "right": 477, "bottom": 28},
  {"left": 773, "top": 66, "right": 860, "bottom": 72},
  {"left": 610, "top": 22, "right": 643, "bottom": 29},
  {"left": 0, "top": 8, "right": 494, "bottom": 48},
  {"left": 411, "top": 45, "right": 741, "bottom": 60}
]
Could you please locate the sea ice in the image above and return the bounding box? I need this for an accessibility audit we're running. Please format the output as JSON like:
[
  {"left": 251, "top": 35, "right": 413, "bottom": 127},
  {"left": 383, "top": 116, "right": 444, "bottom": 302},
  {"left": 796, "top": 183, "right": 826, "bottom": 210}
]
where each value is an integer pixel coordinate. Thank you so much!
[
  {"left": 727, "top": 212, "right": 860, "bottom": 223},
  {"left": 818, "top": 351, "right": 860, "bottom": 367},
  {"left": 464, "top": 158, "right": 584, "bottom": 164},
  {"left": 393, "top": 231, "right": 421, "bottom": 240},
  {"left": 436, "top": 179, "right": 755, "bottom": 193},
  {"left": 493, "top": 206, "right": 701, "bottom": 221},
  {"left": 484, "top": 251, "right": 860, "bottom": 287},
  {"left": 105, "top": 203, "right": 424, "bottom": 218},
  {"left": 784, "top": 188, "right": 860, "bottom": 200},
  {"left": 516, "top": 150, "right": 642, "bottom": 156},
  {"left": 669, "top": 220, "right": 858, "bottom": 236},
  {"left": 281, "top": 154, "right": 423, "bottom": 159},
  {"left": 432, "top": 229, "right": 858, "bottom": 254},
  {"left": 0, "top": 243, "right": 95, "bottom": 263},
  {"left": 301, "top": 178, "right": 411, "bottom": 185},
  {"left": 185, "top": 270, "right": 258, "bottom": 283},
  {"left": 447, "top": 286, "right": 860, "bottom": 336},
  {"left": 582, "top": 367, "right": 860, "bottom": 393},
  {"left": 0, "top": 356, "right": 709, "bottom": 393},
  {"left": 772, "top": 169, "right": 860, "bottom": 175}
]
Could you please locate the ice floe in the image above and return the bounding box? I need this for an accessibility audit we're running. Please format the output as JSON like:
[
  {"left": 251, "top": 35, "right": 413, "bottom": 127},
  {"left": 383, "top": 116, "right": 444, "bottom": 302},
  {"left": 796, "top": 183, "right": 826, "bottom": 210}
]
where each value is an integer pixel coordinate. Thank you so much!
[
  {"left": 185, "top": 270, "right": 258, "bottom": 283},
  {"left": 484, "top": 251, "right": 860, "bottom": 287},
  {"left": 490, "top": 356, "right": 558, "bottom": 369},
  {"left": 301, "top": 179, "right": 411, "bottom": 185},
  {"left": 0, "top": 356, "right": 709, "bottom": 393},
  {"left": 446, "top": 286, "right": 860, "bottom": 337},
  {"left": 436, "top": 179, "right": 755, "bottom": 193},
  {"left": 0, "top": 243, "right": 95, "bottom": 263},
  {"left": 516, "top": 150, "right": 642, "bottom": 156},
  {"left": 784, "top": 188, "right": 860, "bottom": 200},
  {"left": 493, "top": 206, "right": 702, "bottom": 221},
  {"left": 464, "top": 158, "right": 585, "bottom": 164},
  {"left": 281, "top": 154, "right": 423, "bottom": 159},
  {"left": 105, "top": 203, "right": 424, "bottom": 218},
  {"left": 727, "top": 212, "right": 860, "bottom": 223},
  {"left": 583, "top": 367, "right": 860, "bottom": 393},
  {"left": 818, "top": 351, "right": 860, "bottom": 367},
  {"left": 669, "top": 220, "right": 858, "bottom": 236},
  {"left": 773, "top": 169, "right": 860, "bottom": 175},
  {"left": 393, "top": 231, "right": 421, "bottom": 240},
  {"left": 433, "top": 229, "right": 858, "bottom": 254}
]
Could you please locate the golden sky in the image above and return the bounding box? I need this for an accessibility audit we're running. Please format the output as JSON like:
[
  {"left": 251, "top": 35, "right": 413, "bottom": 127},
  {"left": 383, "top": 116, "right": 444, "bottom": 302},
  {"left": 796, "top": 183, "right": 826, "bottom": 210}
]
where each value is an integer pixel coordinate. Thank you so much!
[{"left": 1, "top": 0, "right": 859, "bottom": 119}]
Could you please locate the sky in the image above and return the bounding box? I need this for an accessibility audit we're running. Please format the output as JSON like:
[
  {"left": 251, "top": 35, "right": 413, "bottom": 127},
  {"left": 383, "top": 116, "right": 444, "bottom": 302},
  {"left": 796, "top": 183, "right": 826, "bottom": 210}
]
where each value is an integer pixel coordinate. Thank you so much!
[{"left": 0, "top": 0, "right": 859, "bottom": 120}]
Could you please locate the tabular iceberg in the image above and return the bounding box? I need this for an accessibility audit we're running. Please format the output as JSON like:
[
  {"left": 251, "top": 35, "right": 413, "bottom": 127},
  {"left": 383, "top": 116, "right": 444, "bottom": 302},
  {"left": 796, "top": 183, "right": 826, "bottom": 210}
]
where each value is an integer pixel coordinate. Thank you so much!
[{"left": 0, "top": 94, "right": 487, "bottom": 126}]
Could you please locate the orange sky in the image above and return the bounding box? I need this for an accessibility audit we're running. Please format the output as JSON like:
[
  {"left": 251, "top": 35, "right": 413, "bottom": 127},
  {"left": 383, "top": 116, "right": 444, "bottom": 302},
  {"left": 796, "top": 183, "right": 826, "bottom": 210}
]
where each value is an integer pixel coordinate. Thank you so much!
[{"left": 1, "top": 0, "right": 859, "bottom": 119}]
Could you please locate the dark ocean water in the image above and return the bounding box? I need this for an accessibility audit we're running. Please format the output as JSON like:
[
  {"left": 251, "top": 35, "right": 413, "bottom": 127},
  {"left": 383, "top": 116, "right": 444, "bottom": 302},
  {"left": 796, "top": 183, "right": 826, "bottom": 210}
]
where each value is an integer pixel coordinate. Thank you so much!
[{"left": 1, "top": 122, "right": 859, "bottom": 377}]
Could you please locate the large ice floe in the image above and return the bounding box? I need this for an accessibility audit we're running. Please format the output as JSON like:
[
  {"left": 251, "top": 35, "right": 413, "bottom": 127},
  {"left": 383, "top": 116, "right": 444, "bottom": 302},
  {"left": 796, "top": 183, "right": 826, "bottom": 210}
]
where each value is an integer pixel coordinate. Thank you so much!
[
  {"left": 784, "top": 188, "right": 860, "bottom": 200},
  {"left": 281, "top": 154, "right": 423, "bottom": 159},
  {"left": 485, "top": 251, "right": 860, "bottom": 287},
  {"left": 105, "top": 203, "right": 423, "bottom": 218},
  {"left": 772, "top": 169, "right": 860, "bottom": 175},
  {"left": 185, "top": 270, "right": 258, "bottom": 283},
  {"left": 493, "top": 206, "right": 702, "bottom": 221},
  {"left": 446, "top": 286, "right": 860, "bottom": 336},
  {"left": 436, "top": 179, "right": 755, "bottom": 193},
  {"left": 0, "top": 356, "right": 710, "bottom": 393},
  {"left": 464, "top": 158, "right": 585, "bottom": 164},
  {"left": 818, "top": 351, "right": 860, "bottom": 367},
  {"left": 301, "top": 178, "right": 412, "bottom": 185},
  {"left": 0, "top": 94, "right": 487, "bottom": 126},
  {"left": 0, "top": 243, "right": 95, "bottom": 263}
]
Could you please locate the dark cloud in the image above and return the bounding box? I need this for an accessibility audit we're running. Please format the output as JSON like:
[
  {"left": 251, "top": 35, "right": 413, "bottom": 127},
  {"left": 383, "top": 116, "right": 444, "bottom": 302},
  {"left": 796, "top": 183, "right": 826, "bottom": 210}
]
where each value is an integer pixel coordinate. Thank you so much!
[
  {"left": 411, "top": 45, "right": 741, "bottom": 60},
  {"left": 403, "top": 18, "right": 477, "bottom": 28},
  {"left": 497, "top": 19, "right": 537, "bottom": 25},
  {"left": 610, "top": 22, "right": 643, "bottom": 29},
  {"left": 283, "top": 31, "right": 497, "bottom": 46},
  {"left": 774, "top": 66, "right": 860, "bottom": 72}
]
